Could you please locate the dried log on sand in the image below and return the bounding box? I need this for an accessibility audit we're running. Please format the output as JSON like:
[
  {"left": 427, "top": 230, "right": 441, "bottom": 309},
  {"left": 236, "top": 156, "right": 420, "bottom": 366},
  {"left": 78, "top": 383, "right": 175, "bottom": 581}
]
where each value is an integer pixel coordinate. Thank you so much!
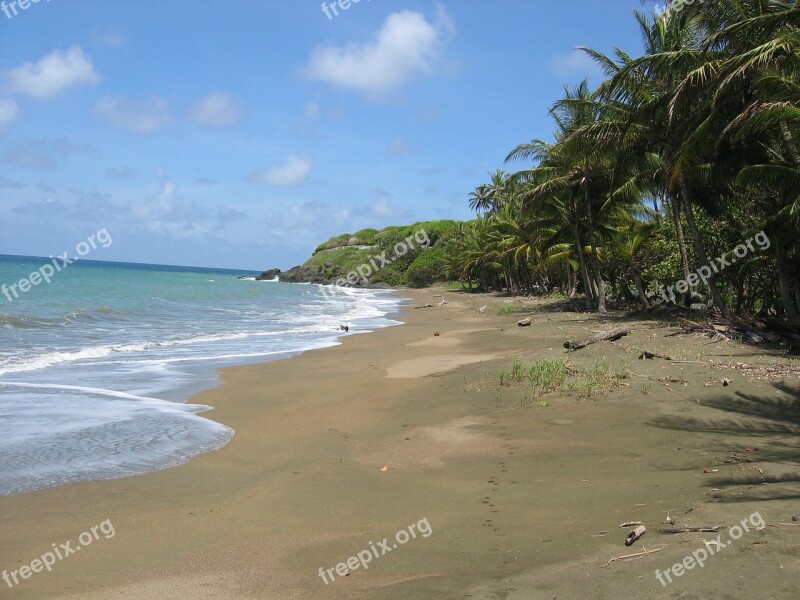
[{"left": 564, "top": 327, "right": 631, "bottom": 350}]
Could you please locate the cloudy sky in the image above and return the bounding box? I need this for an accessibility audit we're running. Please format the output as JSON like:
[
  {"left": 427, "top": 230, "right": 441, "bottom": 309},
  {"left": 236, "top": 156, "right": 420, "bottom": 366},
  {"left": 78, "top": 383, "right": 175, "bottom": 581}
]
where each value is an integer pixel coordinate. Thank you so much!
[{"left": 0, "top": 0, "right": 653, "bottom": 270}]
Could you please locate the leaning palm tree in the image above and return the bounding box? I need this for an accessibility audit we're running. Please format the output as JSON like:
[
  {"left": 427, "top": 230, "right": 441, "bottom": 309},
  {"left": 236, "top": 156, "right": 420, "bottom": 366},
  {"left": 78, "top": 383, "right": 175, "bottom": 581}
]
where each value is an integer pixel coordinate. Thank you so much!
[
  {"left": 577, "top": 8, "right": 731, "bottom": 313},
  {"left": 508, "top": 136, "right": 598, "bottom": 309}
]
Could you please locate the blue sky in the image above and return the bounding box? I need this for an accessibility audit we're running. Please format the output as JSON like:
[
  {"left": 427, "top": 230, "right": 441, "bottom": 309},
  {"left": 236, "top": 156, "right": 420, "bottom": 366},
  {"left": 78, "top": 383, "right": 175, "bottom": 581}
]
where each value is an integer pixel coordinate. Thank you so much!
[{"left": 0, "top": 0, "right": 660, "bottom": 270}]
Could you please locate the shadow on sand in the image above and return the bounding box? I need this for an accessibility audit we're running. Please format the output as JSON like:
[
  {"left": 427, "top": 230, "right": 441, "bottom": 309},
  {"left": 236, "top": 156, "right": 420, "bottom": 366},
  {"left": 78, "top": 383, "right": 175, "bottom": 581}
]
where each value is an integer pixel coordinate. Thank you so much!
[{"left": 650, "top": 382, "right": 800, "bottom": 502}]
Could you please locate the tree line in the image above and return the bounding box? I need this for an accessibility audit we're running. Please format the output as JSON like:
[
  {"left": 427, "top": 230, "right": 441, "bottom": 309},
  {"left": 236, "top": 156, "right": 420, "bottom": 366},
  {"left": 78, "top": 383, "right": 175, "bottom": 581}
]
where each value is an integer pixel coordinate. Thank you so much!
[{"left": 443, "top": 0, "right": 800, "bottom": 325}]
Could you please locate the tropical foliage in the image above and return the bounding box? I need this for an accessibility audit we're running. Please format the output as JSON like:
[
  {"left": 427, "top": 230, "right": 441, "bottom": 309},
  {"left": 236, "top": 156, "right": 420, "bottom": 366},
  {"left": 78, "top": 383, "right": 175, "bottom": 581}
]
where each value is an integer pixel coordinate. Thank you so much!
[{"left": 446, "top": 0, "right": 800, "bottom": 323}]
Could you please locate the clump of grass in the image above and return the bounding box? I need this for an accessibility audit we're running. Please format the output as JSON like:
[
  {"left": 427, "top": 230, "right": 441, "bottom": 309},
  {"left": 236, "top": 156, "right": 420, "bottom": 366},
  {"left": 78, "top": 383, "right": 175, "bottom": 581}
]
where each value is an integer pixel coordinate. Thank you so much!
[
  {"left": 570, "top": 357, "right": 629, "bottom": 398},
  {"left": 497, "top": 355, "right": 629, "bottom": 399},
  {"left": 498, "top": 366, "right": 510, "bottom": 386},
  {"left": 495, "top": 304, "right": 516, "bottom": 315},
  {"left": 528, "top": 357, "right": 569, "bottom": 395},
  {"left": 510, "top": 356, "right": 526, "bottom": 382}
]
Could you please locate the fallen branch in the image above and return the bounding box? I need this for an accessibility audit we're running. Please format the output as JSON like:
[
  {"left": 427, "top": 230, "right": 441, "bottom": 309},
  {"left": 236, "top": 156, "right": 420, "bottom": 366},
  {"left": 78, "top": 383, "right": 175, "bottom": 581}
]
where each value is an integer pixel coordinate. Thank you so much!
[
  {"left": 413, "top": 304, "right": 434, "bottom": 309},
  {"left": 604, "top": 545, "right": 668, "bottom": 567},
  {"left": 659, "top": 526, "right": 720, "bottom": 534},
  {"left": 564, "top": 327, "right": 631, "bottom": 350}
]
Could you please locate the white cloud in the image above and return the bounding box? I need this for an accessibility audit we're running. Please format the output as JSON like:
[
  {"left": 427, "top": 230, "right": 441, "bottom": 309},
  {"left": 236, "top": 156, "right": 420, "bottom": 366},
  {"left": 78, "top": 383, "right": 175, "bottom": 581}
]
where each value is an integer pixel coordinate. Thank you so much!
[
  {"left": 249, "top": 154, "right": 313, "bottom": 187},
  {"left": 269, "top": 200, "right": 352, "bottom": 233},
  {"left": 6, "top": 47, "right": 100, "bottom": 99},
  {"left": 95, "top": 96, "right": 171, "bottom": 134},
  {"left": 189, "top": 92, "right": 244, "bottom": 127},
  {"left": 301, "top": 9, "right": 452, "bottom": 97},
  {"left": 0, "top": 98, "right": 17, "bottom": 129},
  {"left": 549, "top": 50, "right": 604, "bottom": 81},
  {"left": 365, "top": 197, "right": 409, "bottom": 220}
]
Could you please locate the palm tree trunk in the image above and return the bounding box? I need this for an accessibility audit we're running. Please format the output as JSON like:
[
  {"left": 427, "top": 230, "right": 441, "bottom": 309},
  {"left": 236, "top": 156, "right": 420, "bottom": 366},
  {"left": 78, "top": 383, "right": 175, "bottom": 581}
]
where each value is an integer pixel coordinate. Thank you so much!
[
  {"left": 632, "top": 269, "right": 651, "bottom": 308},
  {"left": 678, "top": 175, "right": 729, "bottom": 316},
  {"left": 583, "top": 183, "right": 607, "bottom": 313},
  {"left": 669, "top": 197, "right": 693, "bottom": 306},
  {"left": 777, "top": 255, "right": 800, "bottom": 325},
  {"left": 574, "top": 232, "right": 595, "bottom": 309},
  {"left": 568, "top": 266, "right": 577, "bottom": 298}
]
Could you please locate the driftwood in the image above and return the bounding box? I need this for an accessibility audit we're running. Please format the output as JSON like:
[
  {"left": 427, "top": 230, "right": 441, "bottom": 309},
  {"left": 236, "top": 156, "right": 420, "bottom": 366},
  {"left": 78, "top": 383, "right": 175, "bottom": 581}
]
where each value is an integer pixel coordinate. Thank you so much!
[
  {"left": 518, "top": 317, "right": 532, "bottom": 327},
  {"left": 659, "top": 526, "right": 720, "bottom": 534},
  {"left": 639, "top": 351, "right": 671, "bottom": 360},
  {"left": 414, "top": 304, "right": 434, "bottom": 309},
  {"left": 604, "top": 544, "right": 667, "bottom": 567},
  {"left": 619, "top": 521, "right": 642, "bottom": 528},
  {"left": 676, "top": 317, "right": 800, "bottom": 349},
  {"left": 625, "top": 525, "right": 646, "bottom": 546},
  {"left": 564, "top": 327, "right": 631, "bottom": 350}
]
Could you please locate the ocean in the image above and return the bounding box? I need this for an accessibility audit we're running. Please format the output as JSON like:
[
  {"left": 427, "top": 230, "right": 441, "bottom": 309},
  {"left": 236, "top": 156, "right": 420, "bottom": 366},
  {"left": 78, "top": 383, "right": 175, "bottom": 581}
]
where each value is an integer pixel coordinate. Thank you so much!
[{"left": 0, "top": 255, "right": 404, "bottom": 496}]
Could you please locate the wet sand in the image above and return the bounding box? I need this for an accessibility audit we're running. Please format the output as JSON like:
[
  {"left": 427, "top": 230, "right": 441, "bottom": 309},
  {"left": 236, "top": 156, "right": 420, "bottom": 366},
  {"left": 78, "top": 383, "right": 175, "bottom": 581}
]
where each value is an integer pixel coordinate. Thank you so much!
[{"left": 1, "top": 289, "right": 798, "bottom": 599}]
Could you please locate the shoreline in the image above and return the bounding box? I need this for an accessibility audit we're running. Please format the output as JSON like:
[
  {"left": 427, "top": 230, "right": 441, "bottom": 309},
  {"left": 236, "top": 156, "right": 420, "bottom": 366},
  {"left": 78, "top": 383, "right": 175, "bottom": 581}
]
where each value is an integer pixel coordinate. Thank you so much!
[
  {"left": 1, "top": 289, "right": 797, "bottom": 599},
  {"left": 0, "top": 282, "right": 408, "bottom": 498}
]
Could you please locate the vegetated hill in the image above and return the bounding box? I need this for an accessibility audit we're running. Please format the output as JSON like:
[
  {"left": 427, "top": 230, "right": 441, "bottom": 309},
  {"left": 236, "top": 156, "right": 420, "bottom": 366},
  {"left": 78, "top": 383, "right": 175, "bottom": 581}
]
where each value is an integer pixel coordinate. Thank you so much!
[{"left": 273, "top": 220, "right": 462, "bottom": 288}]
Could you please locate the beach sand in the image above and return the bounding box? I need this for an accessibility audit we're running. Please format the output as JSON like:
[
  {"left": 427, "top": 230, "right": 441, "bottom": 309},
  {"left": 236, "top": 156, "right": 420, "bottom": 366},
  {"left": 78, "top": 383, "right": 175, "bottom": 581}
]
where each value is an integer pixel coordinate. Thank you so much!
[{"left": 1, "top": 289, "right": 798, "bottom": 599}]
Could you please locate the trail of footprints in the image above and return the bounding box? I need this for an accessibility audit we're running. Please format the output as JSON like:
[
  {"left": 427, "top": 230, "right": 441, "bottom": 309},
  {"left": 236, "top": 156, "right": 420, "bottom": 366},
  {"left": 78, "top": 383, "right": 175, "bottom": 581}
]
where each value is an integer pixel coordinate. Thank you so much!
[{"left": 481, "top": 416, "right": 522, "bottom": 592}]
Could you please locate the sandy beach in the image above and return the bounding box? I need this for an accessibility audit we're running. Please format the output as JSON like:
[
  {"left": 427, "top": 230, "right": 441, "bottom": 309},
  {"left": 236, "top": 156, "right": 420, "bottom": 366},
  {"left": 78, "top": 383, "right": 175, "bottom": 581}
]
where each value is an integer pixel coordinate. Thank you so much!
[{"left": 1, "top": 289, "right": 798, "bottom": 599}]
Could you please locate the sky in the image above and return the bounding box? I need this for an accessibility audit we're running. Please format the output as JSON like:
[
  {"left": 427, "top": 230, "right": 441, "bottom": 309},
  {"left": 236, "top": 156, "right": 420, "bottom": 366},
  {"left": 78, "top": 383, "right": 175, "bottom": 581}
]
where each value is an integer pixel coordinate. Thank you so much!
[{"left": 0, "top": 0, "right": 660, "bottom": 271}]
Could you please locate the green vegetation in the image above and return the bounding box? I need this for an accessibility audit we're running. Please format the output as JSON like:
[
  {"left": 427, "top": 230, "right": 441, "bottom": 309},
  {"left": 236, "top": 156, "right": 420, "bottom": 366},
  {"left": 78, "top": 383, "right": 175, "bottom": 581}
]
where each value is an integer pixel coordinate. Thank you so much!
[
  {"left": 494, "top": 304, "right": 519, "bottom": 316},
  {"left": 443, "top": 1, "right": 800, "bottom": 324},
  {"left": 527, "top": 357, "right": 569, "bottom": 395},
  {"left": 498, "top": 355, "right": 629, "bottom": 399},
  {"left": 295, "top": 2, "right": 800, "bottom": 323},
  {"left": 302, "top": 220, "right": 461, "bottom": 288}
]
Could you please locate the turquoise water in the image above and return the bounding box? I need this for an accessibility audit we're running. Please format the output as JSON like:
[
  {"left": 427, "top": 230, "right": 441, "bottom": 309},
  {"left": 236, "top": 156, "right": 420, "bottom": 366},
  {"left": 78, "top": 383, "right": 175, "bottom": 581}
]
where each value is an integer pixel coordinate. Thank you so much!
[{"left": 0, "top": 255, "right": 403, "bottom": 495}]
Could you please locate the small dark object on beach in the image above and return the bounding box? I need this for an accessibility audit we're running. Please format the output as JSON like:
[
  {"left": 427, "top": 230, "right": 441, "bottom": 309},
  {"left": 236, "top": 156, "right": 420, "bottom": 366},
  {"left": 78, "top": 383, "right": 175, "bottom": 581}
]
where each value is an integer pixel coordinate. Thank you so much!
[
  {"left": 340, "top": 324, "right": 349, "bottom": 332},
  {"left": 518, "top": 317, "right": 532, "bottom": 327},
  {"left": 434, "top": 331, "right": 440, "bottom": 336},
  {"left": 793, "top": 514, "right": 798, "bottom": 522},
  {"left": 625, "top": 525, "right": 646, "bottom": 546},
  {"left": 722, "top": 378, "right": 731, "bottom": 386},
  {"left": 638, "top": 350, "right": 672, "bottom": 360}
]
